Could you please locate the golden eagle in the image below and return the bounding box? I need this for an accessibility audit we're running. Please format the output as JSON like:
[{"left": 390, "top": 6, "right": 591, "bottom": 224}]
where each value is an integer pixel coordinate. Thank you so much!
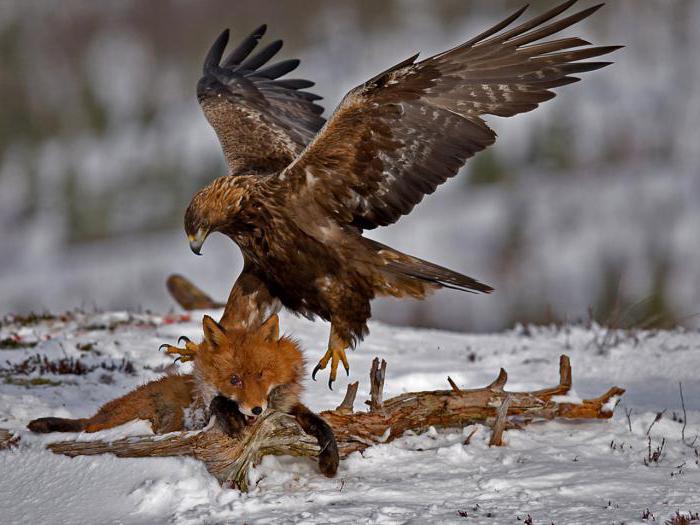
[{"left": 182, "top": 0, "right": 620, "bottom": 387}]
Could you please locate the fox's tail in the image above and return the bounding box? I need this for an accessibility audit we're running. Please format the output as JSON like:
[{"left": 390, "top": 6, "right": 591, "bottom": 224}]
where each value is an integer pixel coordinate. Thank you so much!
[
  {"left": 365, "top": 239, "right": 494, "bottom": 296},
  {"left": 27, "top": 417, "right": 88, "bottom": 433}
]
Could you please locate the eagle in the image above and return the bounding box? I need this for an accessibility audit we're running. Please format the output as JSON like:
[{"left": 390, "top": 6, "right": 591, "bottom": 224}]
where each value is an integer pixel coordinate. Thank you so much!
[{"left": 180, "top": 0, "right": 619, "bottom": 388}]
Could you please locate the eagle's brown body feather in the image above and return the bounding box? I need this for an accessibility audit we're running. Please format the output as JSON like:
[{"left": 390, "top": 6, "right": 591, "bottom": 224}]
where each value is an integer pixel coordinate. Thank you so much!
[
  {"left": 183, "top": 1, "right": 620, "bottom": 385},
  {"left": 198, "top": 174, "right": 442, "bottom": 346}
]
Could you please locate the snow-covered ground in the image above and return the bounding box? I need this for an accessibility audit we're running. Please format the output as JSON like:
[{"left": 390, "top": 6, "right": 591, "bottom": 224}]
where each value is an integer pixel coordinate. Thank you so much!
[{"left": 1, "top": 309, "right": 699, "bottom": 524}]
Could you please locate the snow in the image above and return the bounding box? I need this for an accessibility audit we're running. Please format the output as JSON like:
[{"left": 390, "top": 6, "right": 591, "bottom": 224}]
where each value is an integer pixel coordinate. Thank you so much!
[{"left": 1, "top": 309, "right": 699, "bottom": 524}]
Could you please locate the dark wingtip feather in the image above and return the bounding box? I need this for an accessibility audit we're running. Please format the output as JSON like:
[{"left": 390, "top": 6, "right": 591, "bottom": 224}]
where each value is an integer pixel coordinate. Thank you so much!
[
  {"left": 476, "top": 0, "right": 579, "bottom": 48},
  {"left": 256, "top": 58, "right": 300, "bottom": 79},
  {"left": 579, "top": 45, "right": 624, "bottom": 56},
  {"left": 199, "top": 25, "right": 326, "bottom": 138},
  {"left": 575, "top": 3, "right": 605, "bottom": 25},
  {"left": 274, "top": 78, "right": 315, "bottom": 89},
  {"left": 240, "top": 39, "right": 284, "bottom": 71},
  {"left": 203, "top": 29, "right": 229, "bottom": 74},
  {"left": 563, "top": 61, "right": 613, "bottom": 73},
  {"left": 463, "top": 3, "right": 530, "bottom": 47},
  {"left": 506, "top": 2, "right": 608, "bottom": 49},
  {"left": 222, "top": 24, "right": 268, "bottom": 68},
  {"left": 603, "top": 44, "right": 625, "bottom": 53}
]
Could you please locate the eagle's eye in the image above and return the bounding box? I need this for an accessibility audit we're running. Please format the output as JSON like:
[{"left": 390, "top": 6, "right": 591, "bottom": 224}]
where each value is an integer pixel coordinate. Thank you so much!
[{"left": 230, "top": 375, "right": 242, "bottom": 387}]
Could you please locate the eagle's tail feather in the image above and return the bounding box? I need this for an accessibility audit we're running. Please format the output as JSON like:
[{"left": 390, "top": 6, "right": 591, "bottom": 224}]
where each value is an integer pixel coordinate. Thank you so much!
[{"left": 365, "top": 239, "right": 493, "bottom": 295}]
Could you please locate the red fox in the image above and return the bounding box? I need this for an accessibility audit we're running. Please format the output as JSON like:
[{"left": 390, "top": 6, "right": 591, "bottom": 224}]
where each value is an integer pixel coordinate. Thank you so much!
[{"left": 28, "top": 314, "right": 339, "bottom": 477}]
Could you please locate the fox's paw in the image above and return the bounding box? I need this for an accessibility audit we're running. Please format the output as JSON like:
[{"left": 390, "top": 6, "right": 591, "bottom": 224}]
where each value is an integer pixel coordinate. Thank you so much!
[
  {"left": 312, "top": 346, "right": 349, "bottom": 390},
  {"left": 209, "top": 396, "right": 246, "bottom": 436},
  {"left": 159, "top": 336, "right": 200, "bottom": 363},
  {"left": 318, "top": 439, "right": 339, "bottom": 478}
]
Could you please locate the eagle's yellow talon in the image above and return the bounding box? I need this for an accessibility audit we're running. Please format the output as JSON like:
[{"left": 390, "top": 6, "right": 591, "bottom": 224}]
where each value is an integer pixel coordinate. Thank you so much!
[
  {"left": 160, "top": 338, "right": 200, "bottom": 364},
  {"left": 312, "top": 345, "right": 350, "bottom": 389}
]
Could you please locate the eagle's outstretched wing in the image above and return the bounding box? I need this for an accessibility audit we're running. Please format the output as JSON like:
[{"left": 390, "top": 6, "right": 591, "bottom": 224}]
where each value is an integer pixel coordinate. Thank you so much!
[
  {"left": 281, "top": 0, "right": 620, "bottom": 230},
  {"left": 198, "top": 25, "right": 325, "bottom": 175}
]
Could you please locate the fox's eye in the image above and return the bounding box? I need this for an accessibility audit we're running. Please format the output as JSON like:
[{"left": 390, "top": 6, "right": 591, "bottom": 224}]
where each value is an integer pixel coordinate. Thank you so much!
[{"left": 230, "top": 375, "right": 242, "bottom": 387}]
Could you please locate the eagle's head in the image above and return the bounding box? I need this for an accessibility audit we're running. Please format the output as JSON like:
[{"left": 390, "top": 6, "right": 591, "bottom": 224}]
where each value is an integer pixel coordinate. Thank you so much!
[{"left": 184, "top": 177, "right": 236, "bottom": 255}]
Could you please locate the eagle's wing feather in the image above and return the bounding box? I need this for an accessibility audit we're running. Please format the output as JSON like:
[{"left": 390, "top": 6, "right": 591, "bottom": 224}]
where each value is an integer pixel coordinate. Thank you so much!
[
  {"left": 281, "top": 1, "right": 620, "bottom": 230},
  {"left": 198, "top": 26, "right": 325, "bottom": 175}
]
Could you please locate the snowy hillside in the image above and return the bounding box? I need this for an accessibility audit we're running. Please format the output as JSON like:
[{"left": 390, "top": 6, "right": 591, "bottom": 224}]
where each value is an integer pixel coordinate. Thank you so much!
[
  {"left": 1, "top": 309, "right": 699, "bottom": 524},
  {"left": 2, "top": 0, "right": 700, "bottom": 333}
]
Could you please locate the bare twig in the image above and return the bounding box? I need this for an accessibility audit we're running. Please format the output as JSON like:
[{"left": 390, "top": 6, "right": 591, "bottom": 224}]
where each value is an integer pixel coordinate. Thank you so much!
[
  {"left": 447, "top": 376, "right": 461, "bottom": 393},
  {"left": 644, "top": 436, "right": 666, "bottom": 466},
  {"left": 646, "top": 409, "right": 666, "bottom": 436},
  {"left": 489, "top": 395, "right": 512, "bottom": 447},
  {"left": 625, "top": 406, "right": 634, "bottom": 433},
  {"left": 463, "top": 427, "right": 478, "bottom": 445},
  {"left": 679, "top": 382, "right": 698, "bottom": 448}
]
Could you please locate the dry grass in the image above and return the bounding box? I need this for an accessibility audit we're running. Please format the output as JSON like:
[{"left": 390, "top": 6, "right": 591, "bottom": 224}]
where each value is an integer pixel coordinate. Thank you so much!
[
  {"left": 665, "top": 511, "right": 699, "bottom": 525},
  {"left": 1, "top": 354, "right": 136, "bottom": 377}
]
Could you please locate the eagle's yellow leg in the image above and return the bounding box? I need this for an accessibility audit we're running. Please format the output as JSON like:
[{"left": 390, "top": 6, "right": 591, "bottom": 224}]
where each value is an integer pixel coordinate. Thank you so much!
[
  {"left": 159, "top": 336, "right": 200, "bottom": 363},
  {"left": 312, "top": 328, "right": 350, "bottom": 389}
]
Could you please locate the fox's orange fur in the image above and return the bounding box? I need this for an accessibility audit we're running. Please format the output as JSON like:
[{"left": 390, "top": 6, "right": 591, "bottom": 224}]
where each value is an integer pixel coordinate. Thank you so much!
[
  {"left": 194, "top": 313, "right": 303, "bottom": 419},
  {"left": 28, "top": 315, "right": 338, "bottom": 476},
  {"left": 80, "top": 374, "right": 196, "bottom": 433}
]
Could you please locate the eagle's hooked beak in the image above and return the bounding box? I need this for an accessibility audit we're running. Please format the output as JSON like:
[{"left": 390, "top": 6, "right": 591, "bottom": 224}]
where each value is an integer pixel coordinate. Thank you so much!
[{"left": 188, "top": 228, "right": 209, "bottom": 256}]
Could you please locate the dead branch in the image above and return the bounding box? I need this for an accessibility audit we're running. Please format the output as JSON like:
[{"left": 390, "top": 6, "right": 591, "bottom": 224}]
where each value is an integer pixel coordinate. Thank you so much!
[
  {"left": 166, "top": 274, "right": 224, "bottom": 310},
  {"left": 4, "top": 355, "right": 624, "bottom": 492},
  {"left": 366, "top": 357, "right": 387, "bottom": 412},
  {"left": 336, "top": 381, "right": 359, "bottom": 414},
  {"left": 0, "top": 429, "right": 18, "bottom": 450},
  {"left": 489, "top": 395, "right": 512, "bottom": 447},
  {"left": 447, "top": 376, "right": 461, "bottom": 393}
]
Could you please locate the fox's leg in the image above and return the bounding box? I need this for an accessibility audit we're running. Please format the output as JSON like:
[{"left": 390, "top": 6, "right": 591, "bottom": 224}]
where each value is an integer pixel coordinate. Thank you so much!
[
  {"left": 28, "top": 376, "right": 192, "bottom": 434},
  {"left": 289, "top": 403, "right": 339, "bottom": 478},
  {"left": 83, "top": 378, "right": 190, "bottom": 433},
  {"left": 312, "top": 323, "right": 350, "bottom": 390},
  {"left": 27, "top": 409, "right": 133, "bottom": 434},
  {"left": 28, "top": 405, "right": 133, "bottom": 434},
  {"left": 209, "top": 396, "right": 247, "bottom": 436}
]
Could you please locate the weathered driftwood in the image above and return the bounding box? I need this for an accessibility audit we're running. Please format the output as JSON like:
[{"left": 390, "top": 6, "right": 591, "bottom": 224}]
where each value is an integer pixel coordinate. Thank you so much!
[
  {"left": 489, "top": 394, "right": 513, "bottom": 447},
  {"left": 3, "top": 355, "right": 624, "bottom": 491},
  {"left": 166, "top": 274, "right": 224, "bottom": 310}
]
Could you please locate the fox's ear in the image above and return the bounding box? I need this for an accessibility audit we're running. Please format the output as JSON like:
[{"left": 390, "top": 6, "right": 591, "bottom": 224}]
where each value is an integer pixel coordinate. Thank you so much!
[
  {"left": 259, "top": 314, "right": 280, "bottom": 342},
  {"left": 202, "top": 315, "right": 227, "bottom": 349}
]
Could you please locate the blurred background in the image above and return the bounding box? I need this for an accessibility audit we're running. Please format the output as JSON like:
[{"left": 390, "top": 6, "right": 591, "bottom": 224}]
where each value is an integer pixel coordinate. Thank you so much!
[{"left": 1, "top": 0, "right": 698, "bottom": 332}]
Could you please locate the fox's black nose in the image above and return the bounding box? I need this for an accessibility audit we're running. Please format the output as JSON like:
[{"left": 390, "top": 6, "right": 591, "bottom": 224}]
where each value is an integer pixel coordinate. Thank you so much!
[{"left": 252, "top": 406, "right": 263, "bottom": 415}]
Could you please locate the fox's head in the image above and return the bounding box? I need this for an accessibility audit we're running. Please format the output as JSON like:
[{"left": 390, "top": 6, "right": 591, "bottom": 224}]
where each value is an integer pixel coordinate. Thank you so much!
[{"left": 194, "top": 314, "right": 304, "bottom": 421}]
